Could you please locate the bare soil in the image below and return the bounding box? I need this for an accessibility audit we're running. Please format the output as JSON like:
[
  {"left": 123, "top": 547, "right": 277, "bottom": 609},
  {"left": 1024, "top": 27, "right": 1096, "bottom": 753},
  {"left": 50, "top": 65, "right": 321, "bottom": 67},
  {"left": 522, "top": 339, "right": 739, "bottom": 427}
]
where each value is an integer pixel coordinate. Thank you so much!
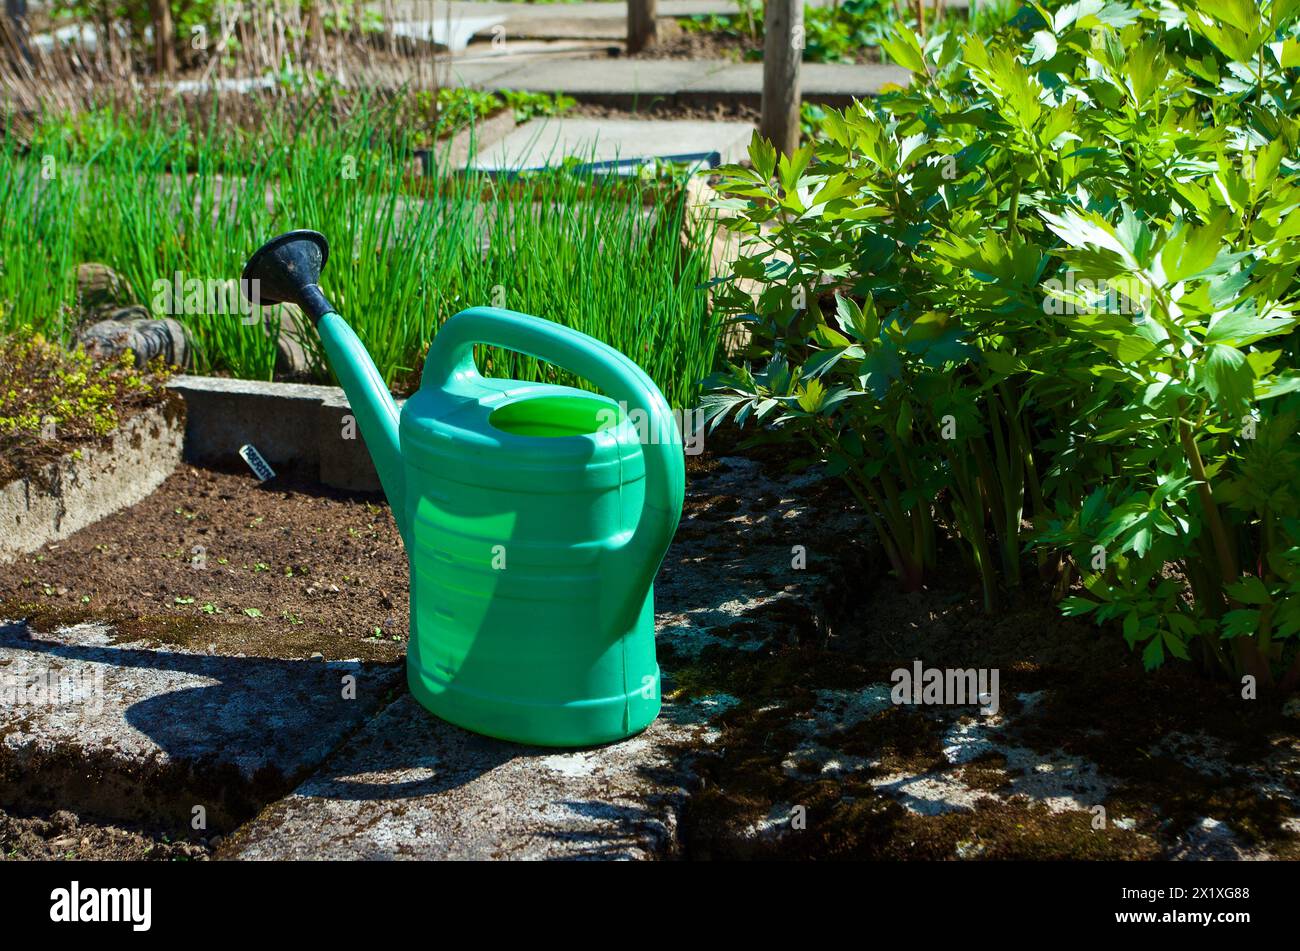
[
  {"left": 567, "top": 99, "right": 761, "bottom": 124},
  {"left": 0, "top": 446, "right": 752, "bottom": 663},
  {"left": 0, "top": 807, "right": 211, "bottom": 861},
  {"left": 622, "top": 27, "right": 885, "bottom": 64},
  {"left": 0, "top": 462, "right": 409, "bottom": 664},
  {"left": 675, "top": 543, "right": 1300, "bottom": 859}
]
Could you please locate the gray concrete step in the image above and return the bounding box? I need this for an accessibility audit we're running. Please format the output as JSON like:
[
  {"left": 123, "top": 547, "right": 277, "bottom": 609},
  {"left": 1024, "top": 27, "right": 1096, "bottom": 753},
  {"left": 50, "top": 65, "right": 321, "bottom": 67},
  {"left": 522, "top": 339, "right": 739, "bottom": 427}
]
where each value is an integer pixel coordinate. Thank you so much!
[
  {"left": 0, "top": 619, "right": 404, "bottom": 834},
  {"left": 224, "top": 693, "right": 714, "bottom": 859},
  {"left": 465, "top": 116, "right": 754, "bottom": 173},
  {"left": 446, "top": 56, "right": 907, "bottom": 106}
]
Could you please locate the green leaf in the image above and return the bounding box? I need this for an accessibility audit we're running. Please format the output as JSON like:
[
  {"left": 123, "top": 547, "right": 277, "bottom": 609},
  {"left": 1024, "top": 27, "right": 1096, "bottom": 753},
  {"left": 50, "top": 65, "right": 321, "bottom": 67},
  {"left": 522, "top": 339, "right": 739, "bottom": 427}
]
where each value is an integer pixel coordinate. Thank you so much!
[
  {"left": 1164, "top": 630, "right": 1191, "bottom": 661},
  {"left": 1041, "top": 208, "right": 1136, "bottom": 267},
  {"left": 1027, "top": 30, "right": 1058, "bottom": 64},
  {"left": 796, "top": 378, "right": 827, "bottom": 413},
  {"left": 1059, "top": 596, "right": 1097, "bottom": 617},
  {"left": 748, "top": 132, "right": 777, "bottom": 182},
  {"left": 1204, "top": 311, "right": 1296, "bottom": 346},
  {"left": 1212, "top": 0, "right": 1262, "bottom": 34},
  {"left": 1256, "top": 371, "right": 1300, "bottom": 400},
  {"left": 1141, "top": 634, "right": 1165, "bottom": 669},
  {"left": 1160, "top": 213, "right": 1230, "bottom": 284},
  {"left": 1220, "top": 609, "right": 1260, "bottom": 639},
  {"left": 834, "top": 294, "right": 874, "bottom": 342},
  {"left": 895, "top": 401, "right": 914, "bottom": 440},
  {"left": 1202, "top": 344, "right": 1254, "bottom": 408},
  {"left": 881, "top": 23, "right": 928, "bottom": 75},
  {"left": 1225, "top": 575, "right": 1272, "bottom": 605},
  {"left": 859, "top": 346, "right": 901, "bottom": 399},
  {"left": 778, "top": 142, "right": 816, "bottom": 195}
]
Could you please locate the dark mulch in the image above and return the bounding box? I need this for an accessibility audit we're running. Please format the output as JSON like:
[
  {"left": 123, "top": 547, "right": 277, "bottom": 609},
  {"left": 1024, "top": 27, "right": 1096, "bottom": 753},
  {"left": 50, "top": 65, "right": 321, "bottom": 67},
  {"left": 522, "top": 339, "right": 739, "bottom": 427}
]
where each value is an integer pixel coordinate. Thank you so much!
[
  {"left": 677, "top": 543, "right": 1300, "bottom": 860},
  {"left": 567, "top": 98, "right": 761, "bottom": 124}
]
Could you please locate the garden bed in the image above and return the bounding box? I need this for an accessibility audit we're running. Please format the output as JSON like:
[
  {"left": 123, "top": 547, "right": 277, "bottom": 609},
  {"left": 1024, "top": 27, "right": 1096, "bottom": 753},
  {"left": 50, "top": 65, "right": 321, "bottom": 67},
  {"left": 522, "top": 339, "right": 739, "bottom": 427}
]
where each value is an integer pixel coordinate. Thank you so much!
[
  {"left": 0, "top": 333, "right": 184, "bottom": 565},
  {"left": 3, "top": 101, "right": 724, "bottom": 408},
  {"left": 0, "top": 463, "right": 408, "bottom": 663},
  {"left": 677, "top": 551, "right": 1300, "bottom": 859},
  {"left": 628, "top": 25, "right": 886, "bottom": 64},
  {"left": 3, "top": 428, "right": 1296, "bottom": 859}
]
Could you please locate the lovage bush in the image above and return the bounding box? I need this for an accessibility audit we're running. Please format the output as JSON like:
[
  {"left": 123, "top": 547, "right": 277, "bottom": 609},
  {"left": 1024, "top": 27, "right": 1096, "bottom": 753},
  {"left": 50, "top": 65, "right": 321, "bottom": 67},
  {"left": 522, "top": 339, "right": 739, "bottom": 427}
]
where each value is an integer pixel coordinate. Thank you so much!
[{"left": 704, "top": 0, "right": 1300, "bottom": 686}]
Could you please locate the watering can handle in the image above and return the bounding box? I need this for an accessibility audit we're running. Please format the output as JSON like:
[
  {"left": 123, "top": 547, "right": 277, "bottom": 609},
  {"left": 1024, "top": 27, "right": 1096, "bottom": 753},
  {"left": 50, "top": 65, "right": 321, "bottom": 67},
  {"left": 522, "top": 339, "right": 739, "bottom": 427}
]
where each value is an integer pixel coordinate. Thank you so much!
[{"left": 423, "top": 305, "right": 685, "bottom": 559}]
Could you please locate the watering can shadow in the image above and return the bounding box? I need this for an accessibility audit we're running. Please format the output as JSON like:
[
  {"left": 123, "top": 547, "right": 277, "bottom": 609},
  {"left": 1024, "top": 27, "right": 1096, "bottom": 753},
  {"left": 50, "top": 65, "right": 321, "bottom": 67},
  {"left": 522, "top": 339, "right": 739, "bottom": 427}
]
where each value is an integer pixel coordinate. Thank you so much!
[
  {"left": 0, "top": 621, "right": 502, "bottom": 828},
  {"left": 242, "top": 231, "right": 685, "bottom": 748}
]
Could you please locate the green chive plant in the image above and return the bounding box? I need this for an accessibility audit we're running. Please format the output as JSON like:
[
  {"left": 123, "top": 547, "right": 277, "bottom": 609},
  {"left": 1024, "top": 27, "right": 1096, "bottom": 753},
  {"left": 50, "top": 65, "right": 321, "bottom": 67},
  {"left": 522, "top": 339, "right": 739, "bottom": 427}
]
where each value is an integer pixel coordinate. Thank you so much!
[{"left": 0, "top": 99, "right": 721, "bottom": 408}]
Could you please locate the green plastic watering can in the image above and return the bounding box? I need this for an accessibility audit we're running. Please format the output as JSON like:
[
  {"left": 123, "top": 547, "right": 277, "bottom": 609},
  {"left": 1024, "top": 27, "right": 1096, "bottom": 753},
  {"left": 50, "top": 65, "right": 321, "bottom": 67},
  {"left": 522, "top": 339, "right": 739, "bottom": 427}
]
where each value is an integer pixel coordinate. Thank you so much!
[{"left": 243, "top": 231, "right": 685, "bottom": 746}]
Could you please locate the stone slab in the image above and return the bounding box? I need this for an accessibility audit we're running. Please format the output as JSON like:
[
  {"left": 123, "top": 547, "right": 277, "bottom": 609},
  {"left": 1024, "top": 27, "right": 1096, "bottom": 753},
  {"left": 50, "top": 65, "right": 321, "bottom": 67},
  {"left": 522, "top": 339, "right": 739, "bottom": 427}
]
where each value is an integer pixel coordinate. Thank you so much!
[
  {"left": 0, "top": 400, "right": 185, "bottom": 566},
  {"left": 396, "top": 0, "right": 941, "bottom": 36},
  {"left": 451, "top": 39, "right": 621, "bottom": 65},
  {"left": 226, "top": 455, "right": 874, "bottom": 859},
  {"left": 493, "top": 15, "right": 629, "bottom": 42},
  {"left": 443, "top": 59, "right": 534, "bottom": 89},
  {"left": 169, "top": 375, "right": 338, "bottom": 470},
  {"left": 465, "top": 117, "right": 754, "bottom": 173},
  {"left": 474, "top": 58, "right": 723, "bottom": 104},
  {"left": 435, "top": 107, "right": 518, "bottom": 171},
  {"left": 318, "top": 392, "right": 409, "bottom": 494},
  {"left": 443, "top": 56, "right": 909, "bottom": 106},
  {"left": 392, "top": 15, "right": 506, "bottom": 51},
  {"left": 0, "top": 619, "right": 403, "bottom": 834},
  {"left": 400, "top": 0, "right": 897, "bottom": 17},
  {"left": 225, "top": 694, "right": 716, "bottom": 859}
]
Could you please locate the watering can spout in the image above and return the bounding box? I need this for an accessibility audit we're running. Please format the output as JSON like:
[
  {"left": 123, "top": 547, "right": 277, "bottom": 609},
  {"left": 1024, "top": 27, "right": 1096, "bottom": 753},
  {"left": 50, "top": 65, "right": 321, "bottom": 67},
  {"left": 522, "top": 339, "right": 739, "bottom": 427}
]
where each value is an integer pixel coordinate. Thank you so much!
[{"left": 243, "top": 231, "right": 408, "bottom": 544}]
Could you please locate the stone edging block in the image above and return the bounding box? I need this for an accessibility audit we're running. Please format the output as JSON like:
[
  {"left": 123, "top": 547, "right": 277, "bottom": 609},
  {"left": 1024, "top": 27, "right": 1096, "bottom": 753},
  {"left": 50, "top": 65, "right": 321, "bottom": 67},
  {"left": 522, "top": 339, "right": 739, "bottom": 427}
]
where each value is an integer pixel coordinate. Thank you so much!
[
  {"left": 168, "top": 375, "right": 401, "bottom": 493},
  {"left": 0, "top": 399, "right": 185, "bottom": 566}
]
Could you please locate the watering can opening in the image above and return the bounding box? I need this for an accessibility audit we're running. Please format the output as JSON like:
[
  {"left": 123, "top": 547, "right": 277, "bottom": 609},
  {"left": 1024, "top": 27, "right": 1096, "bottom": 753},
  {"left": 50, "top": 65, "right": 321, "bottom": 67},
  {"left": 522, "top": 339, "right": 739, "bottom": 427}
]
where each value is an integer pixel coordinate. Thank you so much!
[
  {"left": 487, "top": 393, "right": 622, "bottom": 439},
  {"left": 241, "top": 229, "right": 334, "bottom": 323}
]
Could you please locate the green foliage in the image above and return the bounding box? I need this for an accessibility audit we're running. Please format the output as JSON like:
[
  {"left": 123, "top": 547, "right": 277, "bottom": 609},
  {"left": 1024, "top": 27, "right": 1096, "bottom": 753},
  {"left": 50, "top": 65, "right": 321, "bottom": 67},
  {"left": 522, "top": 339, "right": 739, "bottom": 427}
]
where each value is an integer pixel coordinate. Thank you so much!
[
  {"left": 50, "top": 1, "right": 383, "bottom": 58},
  {"left": 705, "top": 0, "right": 1300, "bottom": 686},
  {"left": 28, "top": 86, "right": 575, "bottom": 169},
  {"left": 681, "top": 0, "right": 900, "bottom": 63},
  {"left": 405, "top": 89, "right": 574, "bottom": 148},
  {"left": 0, "top": 329, "right": 172, "bottom": 481},
  {"left": 1, "top": 100, "right": 720, "bottom": 408},
  {"left": 498, "top": 90, "right": 577, "bottom": 125},
  {"left": 680, "top": 0, "right": 1012, "bottom": 63}
]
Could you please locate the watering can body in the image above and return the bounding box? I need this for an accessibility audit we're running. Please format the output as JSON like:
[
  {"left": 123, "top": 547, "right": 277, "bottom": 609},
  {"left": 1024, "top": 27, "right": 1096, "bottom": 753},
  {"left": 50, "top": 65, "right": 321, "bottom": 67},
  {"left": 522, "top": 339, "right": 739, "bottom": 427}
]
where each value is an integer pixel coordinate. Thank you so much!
[
  {"left": 391, "top": 309, "right": 684, "bottom": 746},
  {"left": 245, "top": 232, "right": 685, "bottom": 746},
  {"left": 400, "top": 367, "right": 658, "bottom": 744}
]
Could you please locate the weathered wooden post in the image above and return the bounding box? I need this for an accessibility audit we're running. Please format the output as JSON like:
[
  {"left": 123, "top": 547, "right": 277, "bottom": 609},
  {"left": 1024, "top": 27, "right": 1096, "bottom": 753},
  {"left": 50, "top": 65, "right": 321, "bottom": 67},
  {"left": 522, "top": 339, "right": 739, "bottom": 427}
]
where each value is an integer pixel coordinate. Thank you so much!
[
  {"left": 304, "top": 0, "right": 326, "bottom": 62},
  {"left": 149, "top": 0, "right": 177, "bottom": 76},
  {"left": 760, "top": 0, "right": 803, "bottom": 157},
  {"left": 627, "top": 0, "right": 658, "bottom": 54},
  {"left": 2, "top": 0, "right": 31, "bottom": 65}
]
